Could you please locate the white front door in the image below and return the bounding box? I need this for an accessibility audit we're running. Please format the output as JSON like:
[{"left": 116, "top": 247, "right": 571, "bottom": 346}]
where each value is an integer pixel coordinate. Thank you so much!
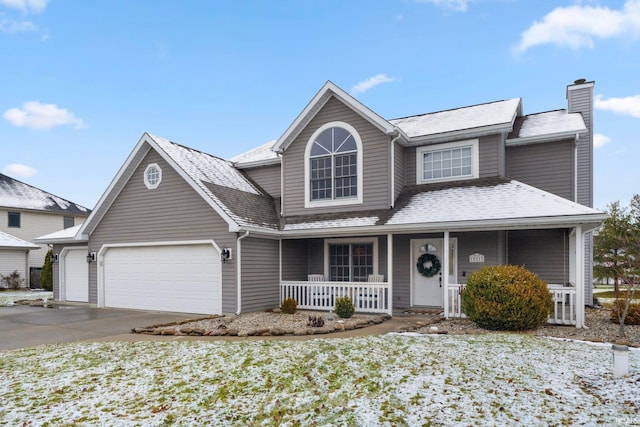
[{"left": 411, "top": 238, "right": 458, "bottom": 307}]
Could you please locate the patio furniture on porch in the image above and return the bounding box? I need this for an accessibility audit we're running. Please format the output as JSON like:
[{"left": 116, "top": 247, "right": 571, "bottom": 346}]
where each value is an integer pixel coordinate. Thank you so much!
[
  {"left": 308, "top": 275, "right": 332, "bottom": 307},
  {"left": 358, "top": 274, "right": 384, "bottom": 310}
]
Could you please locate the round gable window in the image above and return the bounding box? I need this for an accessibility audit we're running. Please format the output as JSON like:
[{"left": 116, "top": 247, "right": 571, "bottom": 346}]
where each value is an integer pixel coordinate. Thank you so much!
[{"left": 144, "top": 163, "right": 162, "bottom": 189}]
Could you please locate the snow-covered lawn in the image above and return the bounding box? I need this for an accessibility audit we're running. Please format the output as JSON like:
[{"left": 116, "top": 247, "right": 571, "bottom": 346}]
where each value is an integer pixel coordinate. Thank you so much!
[
  {"left": 1, "top": 334, "right": 638, "bottom": 425},
  {"left": 0, "top": 290, "right": 52, "bottom": 306}
]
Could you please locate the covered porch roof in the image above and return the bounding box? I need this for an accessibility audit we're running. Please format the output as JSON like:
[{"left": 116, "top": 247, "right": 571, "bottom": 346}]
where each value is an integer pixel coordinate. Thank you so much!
[{"left": 278, "top": 178, "right": 606, "bottom": 237}]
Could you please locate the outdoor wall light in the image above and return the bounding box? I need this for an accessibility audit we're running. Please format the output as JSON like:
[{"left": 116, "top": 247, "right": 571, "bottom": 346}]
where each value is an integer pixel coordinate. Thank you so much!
[
  {"left": 87, "top": 252, "right": 97, "bottom": 263},
  {"left": 221, "top": 247, "right": 232, "bottom": 264},
  {"left": 50, "top": 253, "right": 59, "bottom": 263}
]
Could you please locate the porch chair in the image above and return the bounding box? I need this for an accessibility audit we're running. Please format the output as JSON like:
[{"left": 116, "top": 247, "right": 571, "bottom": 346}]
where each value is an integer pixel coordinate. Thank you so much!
[
  {"left": 308, "top": 274, "right": 331, "bottom": 308},
  {"left": 359, "top": 274, "right": 384, "bottom": 310}
]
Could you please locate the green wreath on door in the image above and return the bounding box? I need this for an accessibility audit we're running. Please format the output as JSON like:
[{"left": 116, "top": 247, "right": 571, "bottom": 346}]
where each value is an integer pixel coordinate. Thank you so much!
[{"left": 416, "top": 253, "right": 441, "bottom": 278}]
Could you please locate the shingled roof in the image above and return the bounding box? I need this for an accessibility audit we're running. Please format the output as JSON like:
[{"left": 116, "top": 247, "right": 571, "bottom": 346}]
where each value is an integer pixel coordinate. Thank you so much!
[{"left": 0, "top": 173, "right": 90, "bottom": 215}]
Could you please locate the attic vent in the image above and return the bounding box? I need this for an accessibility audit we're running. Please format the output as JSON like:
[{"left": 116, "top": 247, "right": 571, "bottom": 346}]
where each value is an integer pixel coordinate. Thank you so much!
[{"left": 144, "top": 163, "right": 162, "bottom": 189}]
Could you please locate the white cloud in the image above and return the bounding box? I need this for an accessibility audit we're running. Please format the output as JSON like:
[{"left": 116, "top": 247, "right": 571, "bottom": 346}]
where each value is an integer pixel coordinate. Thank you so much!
[
  {"left": 3, "top": 101, "right": 85, "bottom": 130},
  {"left": 0, "top": 18, "right": 36, "bottom": 33},
  {"left": 595, "top": 94, "right": 640, "bottom": 118},
  {"left": 514, "top": 0, "right": 640, "bottom": 53},
  {"left": 0, "top": 0, "right": 49, "bottom": 13},
  {"left": 2, "top": 163, "right": 37, "bottom": 178},
  {"left": 593, "top": 133, "right": 611, "bottom": 148},
  {"left": 417, "top": 0, "right": 472, "bottom": 12},
  {"left": 351, "top": 74, "right": 396, "bottom": 95}
]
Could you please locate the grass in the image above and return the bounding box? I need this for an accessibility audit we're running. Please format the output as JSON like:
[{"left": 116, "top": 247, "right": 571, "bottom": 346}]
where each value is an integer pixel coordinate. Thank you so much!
[
  {"left": 0, "top": 334, "right": 638, "bottom": 425},
  {"left": 594, "top": 289, "right": 640, "bottom": 299}
]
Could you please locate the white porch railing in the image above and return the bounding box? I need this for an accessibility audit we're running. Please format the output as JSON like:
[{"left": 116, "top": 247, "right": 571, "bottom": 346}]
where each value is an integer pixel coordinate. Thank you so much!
[
  {"left": 280, "top": 281, "right": 391, "bottom": 315},
  {"left": 445, "top": 283, "right": 577, "bottom": 326}
]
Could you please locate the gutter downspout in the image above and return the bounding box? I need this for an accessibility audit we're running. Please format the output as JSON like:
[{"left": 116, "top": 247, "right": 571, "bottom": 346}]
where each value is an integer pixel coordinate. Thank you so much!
[
  {"left": 389, "top": 130, "right": 402, "bottom": 208},
  {"left": 574, "top": 133, "right": 579, "bottom": 202},
  {"left": 235, "top": 230, "right": 250, "bottom": 315}
]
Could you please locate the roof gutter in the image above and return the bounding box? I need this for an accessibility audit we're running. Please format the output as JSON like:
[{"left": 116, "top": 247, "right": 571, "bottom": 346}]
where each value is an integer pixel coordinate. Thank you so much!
[
  {"left": 235, "top": 230, "right": 250, "bottom": 315},
  {"left": 505, "top": 129, "right": 587, "bottom": 146}
]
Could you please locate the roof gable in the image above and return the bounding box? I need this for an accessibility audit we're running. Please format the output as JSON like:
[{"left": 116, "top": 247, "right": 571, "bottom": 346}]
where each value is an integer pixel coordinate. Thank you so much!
[
  {"left": 273, "top": 81, "right": 398, "bottom": 153},
  {"left": 80, "top": 133, "right": 279, "bottom": 237},
  {"left": 0, "top": 173, "right": 90, "bottom": 215}
]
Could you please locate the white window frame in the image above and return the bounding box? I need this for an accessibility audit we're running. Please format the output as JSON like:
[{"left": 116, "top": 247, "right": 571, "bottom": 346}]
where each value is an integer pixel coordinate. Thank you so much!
[
  {"left": 323, "top": 237, "right": 378, "bottom": 281},
  {"left": 304, "top": 121, "right": 363, "bottom": 208},
  {"left": 416, "top": 139, "right": 479, "bottom": 184},
  {"left": 144, "top": 163, "right": 162, "bottom": 189}
]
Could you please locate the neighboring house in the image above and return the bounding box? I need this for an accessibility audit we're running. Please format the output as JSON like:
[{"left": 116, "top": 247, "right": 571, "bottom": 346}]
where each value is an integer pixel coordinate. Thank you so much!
[
  {"left": 39, "top": 79, "right": 606, "bottom": 327},
  {"left": 0, "top": 174, "right": 91, "bottom": 287},
  {"left": 0, "top": 231, "right": 39, "bottom": 288}
]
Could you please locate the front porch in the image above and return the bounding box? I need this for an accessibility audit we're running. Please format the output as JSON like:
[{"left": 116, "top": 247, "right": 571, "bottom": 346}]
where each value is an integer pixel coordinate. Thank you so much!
[{"left": 279, "top": 280, "right": 578, "bottom": 325}]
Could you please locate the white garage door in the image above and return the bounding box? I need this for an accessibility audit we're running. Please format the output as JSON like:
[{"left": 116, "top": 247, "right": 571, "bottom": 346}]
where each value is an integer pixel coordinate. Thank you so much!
[
  {"left": 63, "top": 248, "right": 89, "bottom": 302},
  {"left": 103, "top": 244, "right": 221, "bottom": 314}
]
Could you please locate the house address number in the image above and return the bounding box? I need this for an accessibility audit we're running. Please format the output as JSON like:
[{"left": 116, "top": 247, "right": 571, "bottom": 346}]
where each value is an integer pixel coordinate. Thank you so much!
[{"left": 469, "top": 253, "right": 485, "bottom": 263}]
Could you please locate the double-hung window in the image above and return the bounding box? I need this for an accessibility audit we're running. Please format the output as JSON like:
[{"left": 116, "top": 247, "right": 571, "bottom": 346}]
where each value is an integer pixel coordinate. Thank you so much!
[
  {"left": 416, "top": 139, "right": 479, "bottom": 184},
  {"left": 325, "top": 238, "right": 377, "bottom": 282},
  {"left": 305, "top": 122, "right": 363, "bottom": 208}
]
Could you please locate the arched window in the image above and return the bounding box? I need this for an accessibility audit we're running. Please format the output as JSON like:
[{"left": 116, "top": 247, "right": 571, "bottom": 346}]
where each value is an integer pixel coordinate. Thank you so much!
[{"left": 305, "top": 122, "right": 363, "bottom": 207}]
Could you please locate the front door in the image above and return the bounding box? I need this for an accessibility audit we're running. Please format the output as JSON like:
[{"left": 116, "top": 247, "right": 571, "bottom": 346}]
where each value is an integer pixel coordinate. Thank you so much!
[{"left": 411, "top": 239, "right": 457, "bottom": 307}]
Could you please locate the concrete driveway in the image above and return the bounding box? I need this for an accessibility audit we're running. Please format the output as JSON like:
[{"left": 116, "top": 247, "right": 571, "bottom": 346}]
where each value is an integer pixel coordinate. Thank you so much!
[{"left": 0, "top": 304, "right": 198, "bottom": 351}]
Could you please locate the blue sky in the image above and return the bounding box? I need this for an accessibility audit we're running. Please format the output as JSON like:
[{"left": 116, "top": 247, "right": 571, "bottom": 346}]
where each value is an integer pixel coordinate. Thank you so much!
[{"left": 2, "top": 0, "right": 639, "bottom": 210}]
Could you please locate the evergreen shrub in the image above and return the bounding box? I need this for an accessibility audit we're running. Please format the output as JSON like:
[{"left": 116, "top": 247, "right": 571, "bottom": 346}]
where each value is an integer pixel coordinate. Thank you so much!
[
  {"left": 280, "top": 297, "right": 297, "bottom": 314},
  {"left": 335, "top": 296, "right": 355, "bottom": 319},
  {"left": 461, "top": 265, "right": 553, "bottom": 331}
]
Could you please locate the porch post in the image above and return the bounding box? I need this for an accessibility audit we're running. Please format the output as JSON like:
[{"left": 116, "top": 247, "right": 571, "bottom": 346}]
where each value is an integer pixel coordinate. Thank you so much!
[
  {"left": 575, "top": 225, "right": 585, "bottom": 328},
  {"left": 279, "top": 238, "right": 283, "bottom": 306},
  {"left": 443, "top": 231, "right": 450, "bottom": 319},
  {"left": 387, "top": 233, "right": 393, "bottom": 316}
]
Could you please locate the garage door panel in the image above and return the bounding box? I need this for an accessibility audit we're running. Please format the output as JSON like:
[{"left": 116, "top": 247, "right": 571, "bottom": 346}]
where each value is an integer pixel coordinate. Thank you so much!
[{"left": 103, "top": 244, "right": 221, "bottom": 314}]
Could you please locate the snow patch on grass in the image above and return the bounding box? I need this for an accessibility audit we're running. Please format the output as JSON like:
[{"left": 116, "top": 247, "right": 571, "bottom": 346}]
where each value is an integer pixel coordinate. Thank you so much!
[
  {"left": 0, "top": 290, "right": 52, "bottom": 306},
  {"left": 0, "top": 334, "right": 638, "bottom": 425}
]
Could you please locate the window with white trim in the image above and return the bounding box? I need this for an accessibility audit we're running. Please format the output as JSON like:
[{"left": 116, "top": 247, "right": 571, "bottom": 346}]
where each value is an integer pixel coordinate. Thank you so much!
[
  {"left": 416, "top": 139, "right": 479, "bottom": 184},
  {"left": 325, "top": 238, "right": 377, "bottom": 282},
  {"left": 144, "top": 163, "right": 162, "bottom": 189},
  {"left": 305, "top": 122, "right": 363, "bottom": 208}
]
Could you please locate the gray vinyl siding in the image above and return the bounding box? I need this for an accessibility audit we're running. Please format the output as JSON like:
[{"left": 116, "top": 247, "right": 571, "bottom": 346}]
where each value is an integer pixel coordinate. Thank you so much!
[
  {"left": 507, "top": 229, "right": 569, "bottom": 285},
  {"left": 404, "top": 147, "right": 416, "bottom": 186},
  {"left": 240, "top": 237, "right": 279, "bottom": 312},
  {"left": 89, "top": 149, "right": 238, "bottom": 312},
  {"left": 404, "top": 135, "right": 500, "bottom": 186},
  {"left": 307, "top": 239, "right": 324, "bottom": 276},
  {"left": 393, "top": 141, "right": 405, "bottom": 204},
  {"left": 282, "top": 96, "right": 390, "bottom": 215},
  {"left": 567, "top": 84, "right": 594, "bottom": 303},
  {"left": 479, "top": 134, "right": 500, "bottom": 177},
  {"left": 456, "top": 231, "right": 501, "bottom": 283},
  {"left": 281, "top": 239, "right": 308, "bottom": 281},
  {"left": 244, "top": 164, "right": 281, "bottom": 198},
  {"left": 506, "top": 139, "right": 574, "bottom": 200}
]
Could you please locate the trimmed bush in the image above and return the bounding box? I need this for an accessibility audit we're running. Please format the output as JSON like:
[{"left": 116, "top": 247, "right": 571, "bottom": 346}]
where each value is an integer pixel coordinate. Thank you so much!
[
  {"left": 280, "top": 297, "right": 297, "bottom": 314},
  {"left": 335, "top": 296, "right": 355, "bottom": 319},
  {"left": 0, "top": 270, "right": 25, "bottom": 290},
  {"left": 611, "top": 299, "right": 640, "bottom": 325},
  {"left": 461, "top": 265, "right": 553, "bottom": 331}
]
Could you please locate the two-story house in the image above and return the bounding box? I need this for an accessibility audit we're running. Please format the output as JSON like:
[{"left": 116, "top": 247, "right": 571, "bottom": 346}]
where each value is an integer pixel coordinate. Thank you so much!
[
  {"left": 41, "top": 79, "right": 605, "bottom": 327},
  {"left": 0, "top": 174, "right": 91, "bottom": 287}
]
